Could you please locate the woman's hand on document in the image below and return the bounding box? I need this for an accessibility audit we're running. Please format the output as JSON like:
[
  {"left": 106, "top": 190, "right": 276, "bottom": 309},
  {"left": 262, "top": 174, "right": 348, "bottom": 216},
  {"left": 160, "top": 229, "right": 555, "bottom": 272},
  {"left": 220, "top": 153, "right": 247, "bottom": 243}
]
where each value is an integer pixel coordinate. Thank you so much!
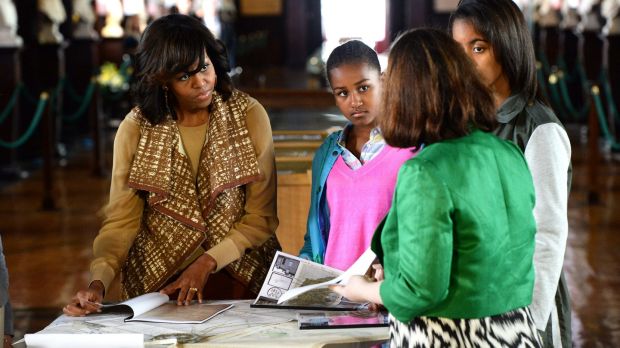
[
  {"left": 160, "top": 253, "right": 217, "bottom": 306},
  {"left": 63, "top": 280, "right": 104, "bottom": 316}
]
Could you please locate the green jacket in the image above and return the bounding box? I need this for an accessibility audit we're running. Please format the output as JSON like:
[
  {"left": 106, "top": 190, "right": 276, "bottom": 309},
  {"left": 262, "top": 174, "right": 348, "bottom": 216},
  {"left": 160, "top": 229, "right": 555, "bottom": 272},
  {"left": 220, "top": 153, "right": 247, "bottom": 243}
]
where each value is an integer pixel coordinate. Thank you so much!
[{"left": 373, "top": 130, "right": 536, "bottom": 323}]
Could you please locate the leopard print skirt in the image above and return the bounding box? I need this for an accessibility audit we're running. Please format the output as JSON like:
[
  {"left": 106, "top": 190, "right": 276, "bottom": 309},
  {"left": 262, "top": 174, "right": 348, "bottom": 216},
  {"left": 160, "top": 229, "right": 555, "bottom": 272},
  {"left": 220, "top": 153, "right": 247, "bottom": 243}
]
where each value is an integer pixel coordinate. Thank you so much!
[{"left": 389, "top": 307, "right": 542, "bottom": 348}]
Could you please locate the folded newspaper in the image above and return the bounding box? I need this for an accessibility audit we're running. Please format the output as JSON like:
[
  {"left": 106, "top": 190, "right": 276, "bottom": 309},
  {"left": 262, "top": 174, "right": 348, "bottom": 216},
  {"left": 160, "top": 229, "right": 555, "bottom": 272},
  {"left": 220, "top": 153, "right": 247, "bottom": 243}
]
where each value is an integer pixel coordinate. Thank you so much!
[{"left": 251, "top": 248, "right": 377, "bottom": 310}]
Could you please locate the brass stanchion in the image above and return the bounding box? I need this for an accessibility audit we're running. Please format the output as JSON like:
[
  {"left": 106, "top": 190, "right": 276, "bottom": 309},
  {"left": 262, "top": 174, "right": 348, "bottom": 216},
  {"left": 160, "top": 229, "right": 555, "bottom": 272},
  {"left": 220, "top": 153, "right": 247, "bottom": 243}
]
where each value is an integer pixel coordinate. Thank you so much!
[
  {"left": 90, "top": 82, "right": 105, "bottom": 177},
  {"left": 41, "top": 91, "right": 56, "bottom": 210},
  {"left": 587, "top": 85, "right": 601, "bottom": 205}
]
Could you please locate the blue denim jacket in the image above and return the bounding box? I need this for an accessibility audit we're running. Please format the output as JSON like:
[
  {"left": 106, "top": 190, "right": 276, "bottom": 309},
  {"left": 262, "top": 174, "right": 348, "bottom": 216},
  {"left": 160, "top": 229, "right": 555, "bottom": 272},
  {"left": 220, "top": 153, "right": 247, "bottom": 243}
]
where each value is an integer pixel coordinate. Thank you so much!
[{"left": 298, "top": 131, "right": 343, "bottom": 263}]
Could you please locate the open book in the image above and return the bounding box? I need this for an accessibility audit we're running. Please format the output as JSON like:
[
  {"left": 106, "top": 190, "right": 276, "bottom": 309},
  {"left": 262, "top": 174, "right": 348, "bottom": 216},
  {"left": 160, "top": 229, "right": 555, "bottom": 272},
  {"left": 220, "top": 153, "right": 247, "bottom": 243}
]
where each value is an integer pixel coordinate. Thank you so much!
[
  {"left": 251, "top": 248, "right": 377, "bottom": 310},
  {"left": 99, "top": 292, "right": 233, "bottom": 324}
]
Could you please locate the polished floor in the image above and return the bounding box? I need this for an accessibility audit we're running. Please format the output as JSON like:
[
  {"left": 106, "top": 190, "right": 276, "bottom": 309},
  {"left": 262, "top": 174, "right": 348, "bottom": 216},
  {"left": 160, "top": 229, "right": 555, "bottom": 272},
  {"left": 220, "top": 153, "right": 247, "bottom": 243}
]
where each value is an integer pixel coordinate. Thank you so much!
[{"left": 1, "top": 123, "right": 619, "bottom": 346}]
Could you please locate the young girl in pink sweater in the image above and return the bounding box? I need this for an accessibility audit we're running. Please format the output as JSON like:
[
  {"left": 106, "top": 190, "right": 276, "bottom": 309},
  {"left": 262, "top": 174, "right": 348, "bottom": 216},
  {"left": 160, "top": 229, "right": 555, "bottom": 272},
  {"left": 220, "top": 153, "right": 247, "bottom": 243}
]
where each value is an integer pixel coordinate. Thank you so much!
[{"left": 299, "top": 40, "right": 416, "bottom": 270}]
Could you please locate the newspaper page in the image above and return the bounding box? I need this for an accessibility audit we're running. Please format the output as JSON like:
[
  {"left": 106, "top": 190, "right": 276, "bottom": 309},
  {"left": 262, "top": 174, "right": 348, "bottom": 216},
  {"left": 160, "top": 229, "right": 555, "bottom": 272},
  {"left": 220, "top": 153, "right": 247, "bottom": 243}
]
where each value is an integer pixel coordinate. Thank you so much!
[{"left": 251, "top": 251, "right": 368, "bottom": 310}]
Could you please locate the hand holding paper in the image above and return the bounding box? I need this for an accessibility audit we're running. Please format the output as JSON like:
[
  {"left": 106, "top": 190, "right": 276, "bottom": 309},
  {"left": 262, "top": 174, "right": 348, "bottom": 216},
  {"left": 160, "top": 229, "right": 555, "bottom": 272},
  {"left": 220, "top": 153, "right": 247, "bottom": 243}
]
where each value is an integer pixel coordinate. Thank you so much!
[{"left": 277, "top": 248, "right": 377, "bottom": 304}]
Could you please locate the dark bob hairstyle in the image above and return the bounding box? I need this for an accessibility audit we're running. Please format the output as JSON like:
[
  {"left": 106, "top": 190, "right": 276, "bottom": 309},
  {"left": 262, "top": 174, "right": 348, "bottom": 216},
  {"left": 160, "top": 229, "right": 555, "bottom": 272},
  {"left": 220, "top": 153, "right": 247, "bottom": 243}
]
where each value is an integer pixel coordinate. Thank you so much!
[
  {"left": 132, "top": 14, "right": 233, "bottom": 125},
  {"left": 381, "top": 28, "right": 497, "bottom": 148},
  {"left": 449, "top": 0, "right": 542, "bottom": 104}
]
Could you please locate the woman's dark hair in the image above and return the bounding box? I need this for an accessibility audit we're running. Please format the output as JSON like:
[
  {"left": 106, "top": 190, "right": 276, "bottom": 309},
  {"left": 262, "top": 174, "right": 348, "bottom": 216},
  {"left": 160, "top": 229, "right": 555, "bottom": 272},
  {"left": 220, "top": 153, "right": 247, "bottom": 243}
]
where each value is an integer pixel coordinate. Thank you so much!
[
  {"left": 325, "top": 40, "right": 381, "bottom": 85},
  {"left": 449, "top": 0, "right": 542, "bottom": 104},
  {"left": 132, "top": 14, "right": 233, "bottom": 124},
  {"left": 381, "top": 28, "right": 497, "bottom": 148}
]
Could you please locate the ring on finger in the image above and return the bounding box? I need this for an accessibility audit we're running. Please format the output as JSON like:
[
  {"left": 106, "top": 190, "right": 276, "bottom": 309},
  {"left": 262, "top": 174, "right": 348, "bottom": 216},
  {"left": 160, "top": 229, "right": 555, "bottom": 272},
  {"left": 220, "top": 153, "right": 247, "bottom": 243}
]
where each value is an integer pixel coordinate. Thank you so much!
[{"left": 189, "top": 287, "right": 198, "bottom": 293}]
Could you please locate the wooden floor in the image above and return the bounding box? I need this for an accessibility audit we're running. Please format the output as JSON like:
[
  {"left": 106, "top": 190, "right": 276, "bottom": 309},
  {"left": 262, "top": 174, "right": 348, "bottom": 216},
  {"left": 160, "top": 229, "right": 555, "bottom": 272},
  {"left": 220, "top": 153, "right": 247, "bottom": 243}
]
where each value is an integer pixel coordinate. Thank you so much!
[{"left": 1, "top": 124, "right": 619, "bottom": 346}]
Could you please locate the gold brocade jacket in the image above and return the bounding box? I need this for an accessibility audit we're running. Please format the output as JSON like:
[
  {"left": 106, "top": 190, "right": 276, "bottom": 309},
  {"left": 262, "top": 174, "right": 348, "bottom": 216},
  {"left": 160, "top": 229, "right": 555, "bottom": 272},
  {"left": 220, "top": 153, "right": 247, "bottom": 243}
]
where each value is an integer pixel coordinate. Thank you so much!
[{"left": 121, "top": 90, "right": 280, "bottom": 299}]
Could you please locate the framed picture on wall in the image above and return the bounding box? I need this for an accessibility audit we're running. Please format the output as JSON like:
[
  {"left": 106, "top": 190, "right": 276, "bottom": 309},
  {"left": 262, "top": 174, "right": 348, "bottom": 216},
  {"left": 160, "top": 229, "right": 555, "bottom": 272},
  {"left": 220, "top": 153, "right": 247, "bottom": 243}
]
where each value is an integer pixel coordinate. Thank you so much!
[
  {"left": 434, "top": 0, "right": 460, "bottom": 12},
  {"left": 240, "top": 0, "right": 282, "bottom": 16}
]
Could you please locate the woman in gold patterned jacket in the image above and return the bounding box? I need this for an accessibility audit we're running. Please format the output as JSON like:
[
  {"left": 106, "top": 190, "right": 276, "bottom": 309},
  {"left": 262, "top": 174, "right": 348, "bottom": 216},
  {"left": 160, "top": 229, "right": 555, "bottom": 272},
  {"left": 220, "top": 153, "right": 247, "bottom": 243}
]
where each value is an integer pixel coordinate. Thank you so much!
[{"left": 64, "top": 14, "right": 280, "bottom": 315}]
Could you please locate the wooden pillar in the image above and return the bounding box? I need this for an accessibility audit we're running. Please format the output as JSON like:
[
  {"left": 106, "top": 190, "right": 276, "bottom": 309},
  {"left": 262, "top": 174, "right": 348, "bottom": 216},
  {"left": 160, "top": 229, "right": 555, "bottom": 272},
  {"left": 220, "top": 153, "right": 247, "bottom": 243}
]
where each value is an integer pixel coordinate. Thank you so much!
[
  {"left": 606, "top": 35, "right": 620, "bottom": 127},
  {"left": 21, "top": 44, "right": 65, "bottom": 210},
  {"left": 65, "top": 37, "right": 104, "bottom": 175},
  {"left": 38, "top": 43, "right": 66, "bottom": 162},
  {"left": 285, "top": 0, "right": 306, "bottom": 69},
  {"left": 91, "top": 85, "right": 104, "bottom": 177},
  {"left": 99, "top": 38, "right": 124, "bottom": 66},
  {"left": 540, "top": 26, "right": 561, "bottom": 66},
  {"left": 65, "top": 38, "right": 100, "bottom": 128},
  {"left": 579, "top": 6, "right": 604, "bottom": 204},
  {"left": 0, "top": 46, "right": 25, "bottom": 179},
  {"left": 601, "top": 37, "right": 617, "bottom": 138},
  {"left": 20, "top": 43, "right": 66, "bottom": 160},
  {"left": 557, "top": 28, "right": 586, "bottom": 121},
  {"left": 579, "top": 31, "right": 604, "bottom": 82},
  {"left": 560, "top": 29, "right": 579, "bottom": 71}
]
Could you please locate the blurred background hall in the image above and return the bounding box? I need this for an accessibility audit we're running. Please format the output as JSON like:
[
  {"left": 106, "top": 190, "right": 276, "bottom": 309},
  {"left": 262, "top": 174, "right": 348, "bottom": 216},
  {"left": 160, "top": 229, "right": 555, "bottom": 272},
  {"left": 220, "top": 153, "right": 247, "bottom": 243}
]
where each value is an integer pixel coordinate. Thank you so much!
[{"left": 0, "top": 0, "right": 619, "bottom": 346}]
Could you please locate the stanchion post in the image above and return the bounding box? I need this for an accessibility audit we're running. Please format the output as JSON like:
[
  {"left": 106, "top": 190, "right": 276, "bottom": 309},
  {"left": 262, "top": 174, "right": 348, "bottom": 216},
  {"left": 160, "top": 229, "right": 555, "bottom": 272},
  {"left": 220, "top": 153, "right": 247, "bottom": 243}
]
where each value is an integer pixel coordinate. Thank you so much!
[
  {"left": 587, "top": 85, "right": 601, "bottom": 205},
  {"left": 41, "top": 91, "right": 56, "bottom": 210},
  {"left": 91, "top": 83, "right": 104, "bottom": 177}
]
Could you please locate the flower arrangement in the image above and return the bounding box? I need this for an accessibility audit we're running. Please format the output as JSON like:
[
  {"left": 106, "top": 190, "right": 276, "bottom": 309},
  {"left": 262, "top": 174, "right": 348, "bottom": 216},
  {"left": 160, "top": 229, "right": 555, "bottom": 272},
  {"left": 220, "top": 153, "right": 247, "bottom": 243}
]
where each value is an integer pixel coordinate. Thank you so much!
[{"left": 97, "top": 61, "right": 132, "bottom": 94}]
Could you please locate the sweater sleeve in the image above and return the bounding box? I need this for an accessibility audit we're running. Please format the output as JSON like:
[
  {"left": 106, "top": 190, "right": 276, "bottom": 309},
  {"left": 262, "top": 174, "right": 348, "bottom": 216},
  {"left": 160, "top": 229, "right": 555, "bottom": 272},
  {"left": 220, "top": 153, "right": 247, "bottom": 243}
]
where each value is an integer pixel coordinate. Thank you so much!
[
  {"left": 0, "top": 236, "right": 13, "bottom": 336},
  {"left": 3, "top": 301, "right": 13, "bottom": 336},
  {"left": 205, "top": 97, "right": 279, "bottom": 271},
  {"left": 524, "top": 123, "right": 571, "bottom": 330},
  {"left": 298, "top": 153, "right": 319, "bottom": 260},
  {"left": 299, "top": 138, "right": 331, "bottom": 261},
  {"left": 0, "top": 235, "right": 8, "bottom": 307},
  {"left": 379, "top": 162, "right": 454, "bottom": 322},
  {"left": 298, "top": 225, "right": 313, "bottom": 260},
  {"left": 90, "top": 115, "right": 144, "bottom": 292}
]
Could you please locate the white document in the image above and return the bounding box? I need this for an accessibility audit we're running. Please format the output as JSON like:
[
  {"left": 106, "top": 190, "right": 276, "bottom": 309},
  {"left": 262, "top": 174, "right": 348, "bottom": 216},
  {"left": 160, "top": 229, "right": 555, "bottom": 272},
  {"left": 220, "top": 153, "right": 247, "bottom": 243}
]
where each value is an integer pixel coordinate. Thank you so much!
[
  {"left": 277, "top": 248, "right": 377, "bottom": 304},
  {"left": 102, "top": 292, "right": 168, "bottom": 319},
  {"left": 100, "top": 292, "right": 233, "bottom": 324},
  {"left": 24, "top": 333, "right": 143, "bottom": 348}
]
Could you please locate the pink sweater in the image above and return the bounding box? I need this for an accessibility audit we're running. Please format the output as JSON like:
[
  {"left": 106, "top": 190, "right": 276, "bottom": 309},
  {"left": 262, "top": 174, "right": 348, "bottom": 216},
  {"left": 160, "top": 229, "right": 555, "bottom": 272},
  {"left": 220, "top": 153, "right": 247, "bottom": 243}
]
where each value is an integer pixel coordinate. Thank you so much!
[{"left": 324, "top": 145, "right": 415, "bottom": 270}]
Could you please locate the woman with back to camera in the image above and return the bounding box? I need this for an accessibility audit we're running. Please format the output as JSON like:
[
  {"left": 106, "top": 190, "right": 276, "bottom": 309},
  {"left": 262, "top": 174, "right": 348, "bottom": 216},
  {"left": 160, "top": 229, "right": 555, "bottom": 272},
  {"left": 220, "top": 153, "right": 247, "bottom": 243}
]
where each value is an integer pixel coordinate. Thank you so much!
[
  {"left": 63, "top": 14, "right": 280, "bottom": 316},
  {"left": 331, "top": 28, "right": 542, "bottom": 347},
  {"left": 451, "top": 1, "right": 572, "bottom": 346},
  {"left": 298, "top": 40, "right": 416, "bottom": 271}
]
